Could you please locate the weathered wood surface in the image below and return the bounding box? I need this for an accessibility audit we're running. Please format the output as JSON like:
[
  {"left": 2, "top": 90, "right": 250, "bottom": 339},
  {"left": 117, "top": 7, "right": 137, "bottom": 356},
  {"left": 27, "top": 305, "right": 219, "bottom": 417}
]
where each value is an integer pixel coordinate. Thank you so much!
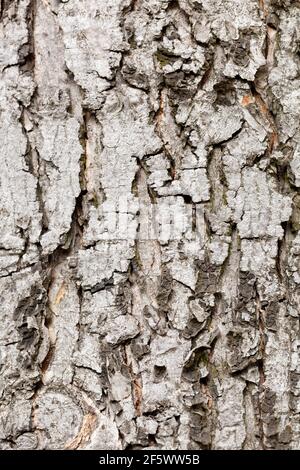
[{"left": 0, "top": 0, "right": 300, "bottom": 449}]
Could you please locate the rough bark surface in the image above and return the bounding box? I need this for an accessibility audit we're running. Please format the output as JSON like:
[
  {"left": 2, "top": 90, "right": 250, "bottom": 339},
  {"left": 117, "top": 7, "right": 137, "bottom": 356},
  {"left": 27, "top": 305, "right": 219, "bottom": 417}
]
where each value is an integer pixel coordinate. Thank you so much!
[{"left": 0, "top": 0, "right": 300, "bottom": 450}]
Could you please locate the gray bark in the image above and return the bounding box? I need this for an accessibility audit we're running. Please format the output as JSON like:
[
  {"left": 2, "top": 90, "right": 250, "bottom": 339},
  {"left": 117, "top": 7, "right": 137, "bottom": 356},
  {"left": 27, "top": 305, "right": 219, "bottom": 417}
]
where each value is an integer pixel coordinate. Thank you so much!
[{"left": 0, "top": 0, "right": 299, "bottom": 450}]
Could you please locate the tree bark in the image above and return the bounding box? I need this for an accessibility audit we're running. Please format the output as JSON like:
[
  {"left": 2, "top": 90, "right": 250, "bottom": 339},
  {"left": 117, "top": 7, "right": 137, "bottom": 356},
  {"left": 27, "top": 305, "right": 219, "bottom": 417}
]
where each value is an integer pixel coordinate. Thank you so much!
[{"left": 0, "top": 0, "right": 299, "bottom": 450}]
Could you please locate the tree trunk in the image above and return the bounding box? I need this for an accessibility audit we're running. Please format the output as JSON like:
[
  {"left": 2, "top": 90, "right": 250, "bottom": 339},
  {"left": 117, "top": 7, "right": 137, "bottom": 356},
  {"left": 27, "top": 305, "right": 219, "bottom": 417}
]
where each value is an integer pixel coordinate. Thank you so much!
[{"left": 0, "top": 0, "right": 299, "bottom": 450}]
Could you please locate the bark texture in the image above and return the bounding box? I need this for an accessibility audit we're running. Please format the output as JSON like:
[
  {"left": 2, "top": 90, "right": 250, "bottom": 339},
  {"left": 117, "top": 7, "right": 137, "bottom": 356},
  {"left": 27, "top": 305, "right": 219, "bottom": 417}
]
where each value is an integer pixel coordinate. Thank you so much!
[{"left": 0, "top": 0, "right": 300, "bottom": 450}]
